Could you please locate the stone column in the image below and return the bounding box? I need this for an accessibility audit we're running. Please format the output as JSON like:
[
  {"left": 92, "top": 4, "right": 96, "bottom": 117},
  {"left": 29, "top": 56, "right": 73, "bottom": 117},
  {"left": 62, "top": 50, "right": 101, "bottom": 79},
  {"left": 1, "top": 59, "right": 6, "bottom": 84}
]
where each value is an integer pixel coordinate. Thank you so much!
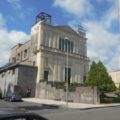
[
  {"left": 72, "top": 61, "right": 76, "bottom": 82},
  {"left": 73, "top": 41, "right": 76, "bottom": 53},
  {"left": 57, "top": 62, "right": 61, "bottom": 81},
  {"left": 56, "top": 36, "right": 59, "bottom": 49},
  {"left": 49, "top": 33, "right": 52, "bottom": 47},
  {"left": 78, "top": 63, "right": 81, "bottom": 83},
  {"left": 40, "top": 56, "right": 44, "bottom": 80},
  {"left": 36, "top": 53, "right": 44, "bottom": 83},
  {"left": 53, "top": 60, "right": 58, "bottom": 81},
  {"left": 45, "top": 32, "right": 47, "bottom": 46},
  {"left": 39, "top": 27, "right": 44, "bottom": 48},
  {"left": 75, "top": 64, "right": 78, "bottom": 82},
  {"left": 76, "top": 63, "right": 79, "bottom": 82},
  {"left": 53, "top": 35, "right": 56, "bottom": 48}
]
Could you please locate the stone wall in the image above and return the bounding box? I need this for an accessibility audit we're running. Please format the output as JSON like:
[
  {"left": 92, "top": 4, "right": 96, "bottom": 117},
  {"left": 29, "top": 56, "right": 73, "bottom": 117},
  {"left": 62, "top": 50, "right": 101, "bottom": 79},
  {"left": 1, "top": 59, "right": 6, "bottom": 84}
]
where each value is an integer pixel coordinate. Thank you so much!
[
  {"left": 17, "top": 65, "right": 37, "bottom": 97},
  {"left": 0, "top": 68, "right": 19, "bottom": 97},
  {"left": 0, "top": 64, "right": 37, "bottom": 97},
  {"left": 36, "top": 82, "right": 100, "bottom": 104}
]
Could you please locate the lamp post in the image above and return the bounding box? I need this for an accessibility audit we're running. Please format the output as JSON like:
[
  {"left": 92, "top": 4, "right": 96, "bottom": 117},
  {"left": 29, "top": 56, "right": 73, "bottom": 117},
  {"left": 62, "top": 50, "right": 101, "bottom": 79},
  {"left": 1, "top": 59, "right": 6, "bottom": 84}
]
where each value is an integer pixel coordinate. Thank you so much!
[
  {"left": 66, "top": 38, "right": 69, "bottom": 108},
  {"left": 4, "top": 72, "right": 7, "bottom": 97}
]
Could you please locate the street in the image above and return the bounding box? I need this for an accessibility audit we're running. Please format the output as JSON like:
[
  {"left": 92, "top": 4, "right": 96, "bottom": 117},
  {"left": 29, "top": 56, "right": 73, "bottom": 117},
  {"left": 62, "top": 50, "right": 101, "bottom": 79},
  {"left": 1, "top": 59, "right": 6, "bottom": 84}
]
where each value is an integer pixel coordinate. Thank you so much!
[{"left": 0, "top": 100, "right": 120, "bottom": 120}]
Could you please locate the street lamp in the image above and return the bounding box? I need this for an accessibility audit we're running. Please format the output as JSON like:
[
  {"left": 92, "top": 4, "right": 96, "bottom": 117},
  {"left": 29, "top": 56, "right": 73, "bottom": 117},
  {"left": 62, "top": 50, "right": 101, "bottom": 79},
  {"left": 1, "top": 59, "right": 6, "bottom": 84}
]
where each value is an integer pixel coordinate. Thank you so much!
[
  {"left": 65, "top": 38, "right": 69, "bottom": 108},
  {"left": 4, "top": 72, "right": 7, "bottom": 97}
]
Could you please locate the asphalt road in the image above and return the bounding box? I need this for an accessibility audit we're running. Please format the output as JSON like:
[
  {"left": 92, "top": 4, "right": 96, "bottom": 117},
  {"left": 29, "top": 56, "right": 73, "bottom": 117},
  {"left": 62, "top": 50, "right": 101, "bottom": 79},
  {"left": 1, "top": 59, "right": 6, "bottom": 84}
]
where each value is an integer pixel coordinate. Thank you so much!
[
  {"left": 43, "top": 107, "right": 120, "bottom": 120},
  {"left": 0, "top": 99, "right": 120, "bottom": 120},
  {"left": 0, "top": 99, "right": 64, "bottom": 114}
]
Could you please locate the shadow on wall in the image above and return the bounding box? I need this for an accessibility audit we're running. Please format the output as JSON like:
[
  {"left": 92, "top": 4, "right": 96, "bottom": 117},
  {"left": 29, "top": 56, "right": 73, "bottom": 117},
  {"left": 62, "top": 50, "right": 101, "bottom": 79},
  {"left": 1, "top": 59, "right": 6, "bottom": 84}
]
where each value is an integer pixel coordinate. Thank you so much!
[
  {"left": 6, "top": 83, "right": 13, "bottom": 96},
  {"left": 6, "top": 84, "right": 23, "bottom": 97}
]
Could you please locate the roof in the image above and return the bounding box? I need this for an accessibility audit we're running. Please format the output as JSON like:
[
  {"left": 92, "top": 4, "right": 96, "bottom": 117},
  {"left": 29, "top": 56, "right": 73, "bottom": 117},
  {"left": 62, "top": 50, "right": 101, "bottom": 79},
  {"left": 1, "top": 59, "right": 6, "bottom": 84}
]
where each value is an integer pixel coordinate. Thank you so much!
[
  {"left": 34, "top": 22, "right": 86, "bottom": 38},
  {"left": 11, "top": 43, "right": 23, "bottom": 50},
  {"left": 0, "top": 64, "right": 37, "bottom": 73},
  {"left": 0, "top": 108, "right": 47, "bottom": 119}
]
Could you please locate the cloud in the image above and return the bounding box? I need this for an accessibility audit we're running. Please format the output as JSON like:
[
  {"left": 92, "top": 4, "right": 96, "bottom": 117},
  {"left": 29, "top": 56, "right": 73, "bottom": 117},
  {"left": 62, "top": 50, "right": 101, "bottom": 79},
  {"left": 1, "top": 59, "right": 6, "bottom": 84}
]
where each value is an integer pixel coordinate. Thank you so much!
[
  {"left": 101, "top": 2, "right": 117, "bottom": 29},
  {"left": 53, "top": 0, "right": 94, "bottom": 17},
  {"left": 53, "top": 0, "right": 120, "bottom": 71},
  {"left": 0, "top": 14, "right": 6, "bottom": 28},
  {"left": 7, "top": 0, "right": 21, "bottom": 10},
  {"left": 0, "top": 13, "right": 29, "bottom": 67},
  {"left": 7, "top": 0, "right": 35, "bottom": 20},
  {"left": 83, "top": 21, "right": 119, "bottom": 61}
]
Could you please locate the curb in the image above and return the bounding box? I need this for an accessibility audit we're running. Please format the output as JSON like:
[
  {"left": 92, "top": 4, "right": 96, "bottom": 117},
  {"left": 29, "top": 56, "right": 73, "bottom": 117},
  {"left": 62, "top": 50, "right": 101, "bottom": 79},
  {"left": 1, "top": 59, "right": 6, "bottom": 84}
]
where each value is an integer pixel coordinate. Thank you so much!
[
  {"left": 76, "top": 105, "right": 120, "bottom": 110},
  {"left": 23, "top": 99, "right": 120, "bottom": 110}
]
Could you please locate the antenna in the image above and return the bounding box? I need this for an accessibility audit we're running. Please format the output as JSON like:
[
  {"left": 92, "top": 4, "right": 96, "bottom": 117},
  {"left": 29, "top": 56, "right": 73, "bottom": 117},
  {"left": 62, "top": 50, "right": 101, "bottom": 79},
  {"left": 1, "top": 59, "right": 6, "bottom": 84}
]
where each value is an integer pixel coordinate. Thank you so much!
[{"left": 78, "top": 25, "right": 86, "bottom": 32}]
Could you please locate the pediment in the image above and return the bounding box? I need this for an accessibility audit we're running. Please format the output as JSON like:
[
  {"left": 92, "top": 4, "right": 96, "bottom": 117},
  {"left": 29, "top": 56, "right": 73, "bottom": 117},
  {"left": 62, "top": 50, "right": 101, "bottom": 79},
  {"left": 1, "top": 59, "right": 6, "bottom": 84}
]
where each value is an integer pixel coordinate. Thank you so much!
[{"left": 55, "top": 25, "right": 78, "bottom": 35}]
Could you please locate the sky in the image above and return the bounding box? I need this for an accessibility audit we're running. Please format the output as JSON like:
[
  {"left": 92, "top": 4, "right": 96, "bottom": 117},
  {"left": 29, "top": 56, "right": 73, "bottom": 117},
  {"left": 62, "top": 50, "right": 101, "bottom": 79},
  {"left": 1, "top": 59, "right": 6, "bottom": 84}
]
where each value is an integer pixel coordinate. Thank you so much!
[{"left": 0, "top": 0, "right": 120, "bottom": 71}]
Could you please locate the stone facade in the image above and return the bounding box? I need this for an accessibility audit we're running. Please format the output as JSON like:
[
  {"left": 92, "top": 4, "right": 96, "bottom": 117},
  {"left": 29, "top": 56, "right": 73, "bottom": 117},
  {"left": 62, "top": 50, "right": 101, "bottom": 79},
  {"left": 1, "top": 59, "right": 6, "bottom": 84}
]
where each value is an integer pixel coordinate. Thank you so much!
[
  {"left": 0, "top": 13, "right": 89, "bottom": 100},
  {"left": 0, "top": 64, "right": 37, "bottom": 97},
  {"left": 8, "top": 21, "right": 89, "bottom": 85},
  {"left": 36, "top": 82, "right": 100, "bottom": 104}
]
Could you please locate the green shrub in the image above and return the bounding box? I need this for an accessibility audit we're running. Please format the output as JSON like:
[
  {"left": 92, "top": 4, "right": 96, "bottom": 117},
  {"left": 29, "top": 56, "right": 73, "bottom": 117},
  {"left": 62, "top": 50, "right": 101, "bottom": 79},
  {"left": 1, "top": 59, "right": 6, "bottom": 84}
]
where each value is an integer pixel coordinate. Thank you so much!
[
  {"left": 71, "top": 81, "right": 78, "bottom": 87},
  {"left": 100, "top": 96, "right": 120, "bottom": 103}
]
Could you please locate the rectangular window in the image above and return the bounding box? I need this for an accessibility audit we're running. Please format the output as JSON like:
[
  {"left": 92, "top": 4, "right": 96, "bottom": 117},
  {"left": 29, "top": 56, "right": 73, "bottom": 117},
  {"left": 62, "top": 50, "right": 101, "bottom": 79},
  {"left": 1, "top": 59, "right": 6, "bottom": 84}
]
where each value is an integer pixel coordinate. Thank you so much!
[
  {"left": 65, "top": 39, "right": 67, "bottom": 52},
  {"left": 83, "top": 76, "right": 86, "bottom": 83},
  {"left": 68, "top": 41, "right": 70, "bottom": 53},
  {"left": 61, "top": 38, "right": 64, "bottom": 51},
  {"left": 24, "top": 49, "right": 27, "bottom": 58},
  {"left": 59, "top": 38, "right": 74, "bottom": 53},
  {"left": 59, "top": 38, "right": 62, "bottom": 50},
  {"left": 12, "top": 69, "right": 15, "bottom": 74},
  {"left": 17, "top": 53, "right": 20, "bottom": 61},
  {"left": 65, "top": 67, "right": 71, "bottom": 85},
  {"left": 44, "top": 71, "right": 49, "bottom": 81},
  {"left": 71, "top": 42, "right": 73, "bottom": 53}
]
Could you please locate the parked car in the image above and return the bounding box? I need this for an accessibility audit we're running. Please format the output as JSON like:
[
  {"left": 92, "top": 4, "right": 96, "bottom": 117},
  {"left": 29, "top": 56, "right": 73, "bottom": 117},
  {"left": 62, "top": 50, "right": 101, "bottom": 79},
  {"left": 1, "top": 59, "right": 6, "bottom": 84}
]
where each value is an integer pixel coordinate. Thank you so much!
[
  {"left": 4, "top": 93, "right": 22, "bottom": 102},
  {"left": 0, "top": 108, "right": 47, "bottom": 120}
]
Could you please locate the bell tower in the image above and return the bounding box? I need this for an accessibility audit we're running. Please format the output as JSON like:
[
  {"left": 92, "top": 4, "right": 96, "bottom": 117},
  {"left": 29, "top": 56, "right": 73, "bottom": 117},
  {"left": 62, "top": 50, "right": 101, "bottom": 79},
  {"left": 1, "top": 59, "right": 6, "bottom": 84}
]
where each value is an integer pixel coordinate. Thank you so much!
[{"left": 36, "top": 12, "right": 52, "bottom": 24}]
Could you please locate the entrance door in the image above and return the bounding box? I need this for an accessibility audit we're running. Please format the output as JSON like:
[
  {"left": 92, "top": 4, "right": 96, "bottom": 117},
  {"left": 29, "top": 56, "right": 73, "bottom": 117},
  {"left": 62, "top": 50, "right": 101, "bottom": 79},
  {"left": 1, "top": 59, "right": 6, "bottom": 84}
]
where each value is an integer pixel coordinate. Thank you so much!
[
  {"left": 44, "top": 71, "right": 49, "bottom": 81},
  {"left": 65, "top": 67, "right": 71, "bottom": 85}
]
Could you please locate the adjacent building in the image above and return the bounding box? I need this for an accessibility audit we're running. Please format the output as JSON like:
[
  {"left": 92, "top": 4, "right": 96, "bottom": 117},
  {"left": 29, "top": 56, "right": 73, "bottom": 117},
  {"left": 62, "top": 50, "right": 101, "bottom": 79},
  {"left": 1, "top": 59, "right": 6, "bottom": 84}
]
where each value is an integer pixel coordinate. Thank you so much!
[
  {"left": 109, "top": 71, "right": 120, "bottom": 88},
  {"left": 0, "top": 12, "right": 89, "bottom": 97}
]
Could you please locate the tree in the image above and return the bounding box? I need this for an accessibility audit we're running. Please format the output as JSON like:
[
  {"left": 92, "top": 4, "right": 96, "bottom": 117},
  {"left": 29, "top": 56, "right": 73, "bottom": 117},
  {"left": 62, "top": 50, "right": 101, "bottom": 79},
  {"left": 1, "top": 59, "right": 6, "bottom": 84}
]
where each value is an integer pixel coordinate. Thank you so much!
[
  {"left": 85, "top": 61, "right": 116, "bottom": 92},
  {"left": 85, "top": 61, "right": 97, "bottom": 86}
]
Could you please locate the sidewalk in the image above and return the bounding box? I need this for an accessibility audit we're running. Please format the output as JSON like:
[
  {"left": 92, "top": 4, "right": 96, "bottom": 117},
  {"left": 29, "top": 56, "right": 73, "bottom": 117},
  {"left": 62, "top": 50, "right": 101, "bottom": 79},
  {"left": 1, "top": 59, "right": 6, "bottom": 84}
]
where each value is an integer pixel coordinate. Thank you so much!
[{"left": 23, "top": 98, "right": 120, "bottom": 109}]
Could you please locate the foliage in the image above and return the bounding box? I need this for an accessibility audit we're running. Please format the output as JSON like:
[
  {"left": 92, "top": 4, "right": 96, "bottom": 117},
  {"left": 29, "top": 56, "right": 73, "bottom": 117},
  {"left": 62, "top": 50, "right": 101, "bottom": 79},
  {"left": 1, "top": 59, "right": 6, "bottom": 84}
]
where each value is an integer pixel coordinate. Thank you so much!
[
  {"left": 69, "top": 81, "right": 78, "bottom": 92},
  {"left": 55, "top": 81, "right": 66, "bottom": 89},
  {"left": 85, "top": 61, "right": 116, "bottom": 92},
  {"left": 71, "top": 81, "right": 78, "bottom": 87},
  {"left": 100, "top": 96, "right": 120, "bottom": 103}
]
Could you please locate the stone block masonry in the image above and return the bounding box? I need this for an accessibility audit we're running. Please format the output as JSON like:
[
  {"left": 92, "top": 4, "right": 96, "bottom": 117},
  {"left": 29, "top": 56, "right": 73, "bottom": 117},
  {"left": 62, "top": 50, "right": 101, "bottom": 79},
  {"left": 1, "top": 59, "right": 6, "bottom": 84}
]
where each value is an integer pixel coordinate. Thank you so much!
[{"left": 36, "top": 82, "right": 100, "bottom": 104}]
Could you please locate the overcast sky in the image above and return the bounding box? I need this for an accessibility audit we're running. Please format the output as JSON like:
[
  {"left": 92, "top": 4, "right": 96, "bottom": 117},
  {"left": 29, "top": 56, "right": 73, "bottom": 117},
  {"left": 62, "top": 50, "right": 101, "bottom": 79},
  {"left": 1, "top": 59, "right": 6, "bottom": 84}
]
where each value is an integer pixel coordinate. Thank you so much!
[{"left": 0, "top": 0, "right": 120, "bottom": 71}]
